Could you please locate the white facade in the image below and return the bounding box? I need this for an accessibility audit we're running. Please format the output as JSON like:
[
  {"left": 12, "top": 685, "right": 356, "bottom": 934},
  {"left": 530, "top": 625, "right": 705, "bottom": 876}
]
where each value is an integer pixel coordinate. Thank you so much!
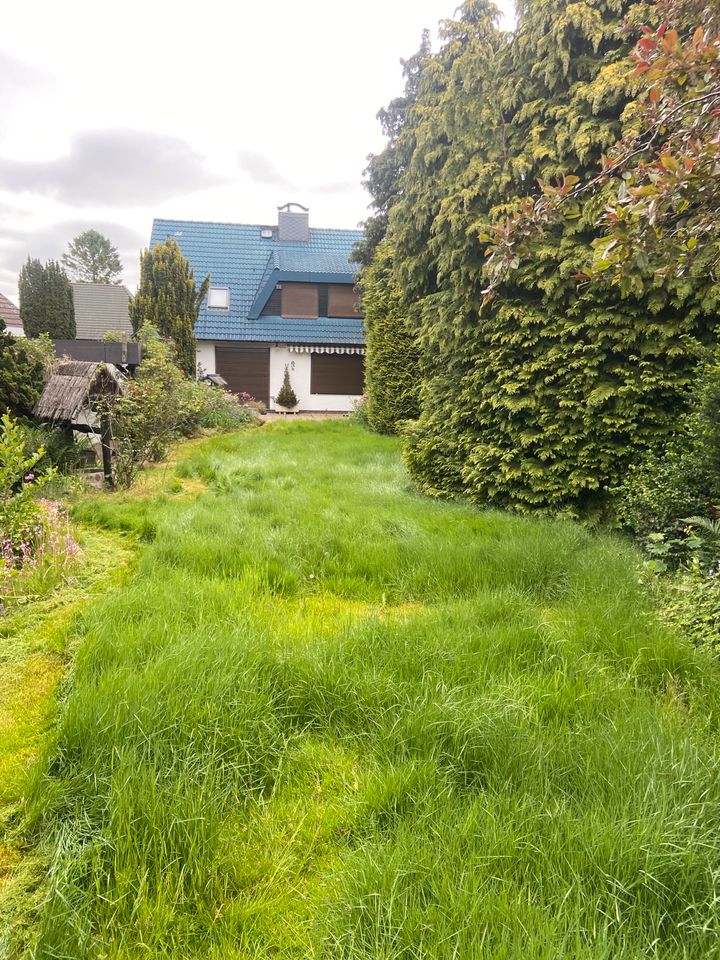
[{"left": 196, "top": 341, "right": 362, "bottom": 413}]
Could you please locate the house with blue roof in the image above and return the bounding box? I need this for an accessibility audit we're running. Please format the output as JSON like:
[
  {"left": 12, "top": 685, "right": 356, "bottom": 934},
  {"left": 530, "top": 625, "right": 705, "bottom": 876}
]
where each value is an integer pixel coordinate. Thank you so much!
[{"left": 149, "top": 203, "right": 365, "bottom": 412}]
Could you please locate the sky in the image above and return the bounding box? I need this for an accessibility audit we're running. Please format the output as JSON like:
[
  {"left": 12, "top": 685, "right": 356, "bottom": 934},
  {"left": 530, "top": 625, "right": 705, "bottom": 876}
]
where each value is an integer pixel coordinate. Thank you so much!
[{"left": 0, "top": 0, "right": 515, "bottom": 301}]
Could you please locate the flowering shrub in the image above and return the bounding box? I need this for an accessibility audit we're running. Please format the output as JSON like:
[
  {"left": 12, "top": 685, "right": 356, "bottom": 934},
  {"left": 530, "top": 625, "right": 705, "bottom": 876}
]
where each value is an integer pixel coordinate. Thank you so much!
[{"left": 1, "top": 498, "right": 80, "bottom": 601}]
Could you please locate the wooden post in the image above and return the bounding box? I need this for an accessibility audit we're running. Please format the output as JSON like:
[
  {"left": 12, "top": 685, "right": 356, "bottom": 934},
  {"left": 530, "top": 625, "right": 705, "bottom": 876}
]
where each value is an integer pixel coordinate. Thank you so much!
[{"left": 100, "top": 412, "right": 114, "bottom": 489}]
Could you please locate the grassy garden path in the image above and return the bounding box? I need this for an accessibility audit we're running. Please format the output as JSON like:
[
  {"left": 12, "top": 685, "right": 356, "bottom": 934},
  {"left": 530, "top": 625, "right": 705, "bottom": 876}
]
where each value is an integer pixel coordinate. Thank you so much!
[{"left": 6, "top": 421, "right": 720, "bottom": 958}]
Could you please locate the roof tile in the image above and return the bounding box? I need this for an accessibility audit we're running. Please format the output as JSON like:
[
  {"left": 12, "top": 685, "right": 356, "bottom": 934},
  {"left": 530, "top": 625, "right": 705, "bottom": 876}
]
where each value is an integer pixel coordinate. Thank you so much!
[{"left": 150, "top": 218, "right": 364, "bottom": 344}]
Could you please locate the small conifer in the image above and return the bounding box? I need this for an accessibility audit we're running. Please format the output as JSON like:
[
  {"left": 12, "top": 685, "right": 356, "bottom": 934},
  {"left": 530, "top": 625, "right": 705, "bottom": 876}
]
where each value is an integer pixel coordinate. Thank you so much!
[{"left": 275, "top": 366, "right": 298, "bottom": 409}]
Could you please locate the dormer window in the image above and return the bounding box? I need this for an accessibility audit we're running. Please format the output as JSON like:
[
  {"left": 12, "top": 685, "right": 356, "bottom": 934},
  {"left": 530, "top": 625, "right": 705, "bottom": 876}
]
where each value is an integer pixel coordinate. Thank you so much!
[{"left": 208, "top": 286, "right": 230, "bottom": 310}]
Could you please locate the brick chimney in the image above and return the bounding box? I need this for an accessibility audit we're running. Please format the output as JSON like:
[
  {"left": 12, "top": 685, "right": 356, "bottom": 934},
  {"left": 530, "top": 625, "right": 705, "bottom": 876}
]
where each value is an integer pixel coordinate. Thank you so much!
[{"left": 277, "top": 202, "right": 310, "bottom": 242}]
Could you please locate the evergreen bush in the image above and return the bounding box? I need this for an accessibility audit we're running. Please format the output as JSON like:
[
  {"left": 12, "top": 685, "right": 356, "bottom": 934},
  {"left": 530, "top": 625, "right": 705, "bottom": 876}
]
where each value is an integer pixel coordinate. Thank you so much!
[
  {"left": 275, "top": 366, "right": 298, "bottom": 410},
  {"left": 360, "top": 241, "right": 420, "bottom": 434},
  {"left": 0, "top": 325, "right": 46, "bottom": 418}
]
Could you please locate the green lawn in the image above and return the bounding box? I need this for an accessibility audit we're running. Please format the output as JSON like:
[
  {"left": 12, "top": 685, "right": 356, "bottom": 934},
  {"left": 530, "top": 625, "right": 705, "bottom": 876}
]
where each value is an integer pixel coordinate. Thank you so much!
[{"left": 13, "top": 421, "right": 720, "bottom": 958}]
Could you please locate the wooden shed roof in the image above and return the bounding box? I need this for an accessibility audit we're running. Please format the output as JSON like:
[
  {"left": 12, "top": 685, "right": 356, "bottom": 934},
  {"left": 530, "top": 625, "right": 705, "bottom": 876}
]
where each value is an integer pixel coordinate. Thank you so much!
[{"left": 34, "top": 361, "right": 125, "bottom": 423}]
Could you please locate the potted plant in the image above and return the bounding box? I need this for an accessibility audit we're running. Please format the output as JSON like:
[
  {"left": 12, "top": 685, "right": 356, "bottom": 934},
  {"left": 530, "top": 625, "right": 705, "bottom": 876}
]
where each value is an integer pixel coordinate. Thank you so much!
[{"left": 274, "top": 365, "right": 298, "bottom": 413}]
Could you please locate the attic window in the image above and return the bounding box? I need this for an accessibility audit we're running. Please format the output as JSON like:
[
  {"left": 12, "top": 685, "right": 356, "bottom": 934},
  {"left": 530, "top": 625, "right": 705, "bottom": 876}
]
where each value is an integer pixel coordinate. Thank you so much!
[{"left": 208, "top": 287, "right": 229, "bottom": 310}]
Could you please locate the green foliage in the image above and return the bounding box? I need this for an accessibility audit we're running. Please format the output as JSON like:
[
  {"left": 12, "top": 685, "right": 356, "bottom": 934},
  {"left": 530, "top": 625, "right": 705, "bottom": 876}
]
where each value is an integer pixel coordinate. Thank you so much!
[
  {"left": 18, "top": 258, "right": 76, "bottom": 339},
  {"left": 615, "top": 351, "right": 720, "bottom": 541},
  {"left": 61, "top": 229, "right": 123, "bottom": 284},
  {"left": 658, "top": 563, "right": 720, "bottom": 653},
  {"left": 353, "top": 31, "right": 432, "bottom": 267},
  {"left": 19, "top": 420, "right": 85, "bottom": 474},
  {"left": 346, "top": 395, "right": 369, "bottom": 427},
  {"left": 275, "top": 365, "right": 298, "bottom": 409},
  {"left": 0, "top": 328, "right": 45, "bottom": 418},
  {"left": 0, "top": 415, "right": 56, "bottom": 565},
  {"left": 360, "top": 240, "right": 420, "bottom": 434},
  {"left": 17, "top": 423, "right": 720, "bottom": 957},
  {"left": 20, "top": 333, "right": 56, "bottom": 378},
  {"left": 361, "top": 0, "right": 720, "bottom": 511},
  {"left": 484, "top": 1, "right": 720, "bottom": 298},
  {"left": 129, "top": 239, "right": 209, "bottom": 375},
  {"left": 107, "top": 326, "right": 256, "bottom": 487}
]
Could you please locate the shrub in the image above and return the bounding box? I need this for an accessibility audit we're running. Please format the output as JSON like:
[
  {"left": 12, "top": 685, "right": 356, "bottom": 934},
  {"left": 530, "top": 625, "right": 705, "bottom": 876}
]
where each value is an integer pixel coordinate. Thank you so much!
[
  {"left": 359, "top": 240, "right": 420, "bottom": 434},
  {"left": 346, "top": 396, "right": 369, "bottom": 427},
  {"left": 107, "top": 326, "right": 258, "bottom": 487},
  {"left": 614, "top": 351, "right": 720, "bottom": 544},
  {"left": 0, "top": 414, "right": 57, "bottom": 567},
  {"left": 658, "top": 565, "right": 720, "bottom": 655},
  {"left": 275, "top": 366, "right": 298, "bottom": 409},
  {"left": 0, "top": 331, "right": 46, "bottom": 418}
]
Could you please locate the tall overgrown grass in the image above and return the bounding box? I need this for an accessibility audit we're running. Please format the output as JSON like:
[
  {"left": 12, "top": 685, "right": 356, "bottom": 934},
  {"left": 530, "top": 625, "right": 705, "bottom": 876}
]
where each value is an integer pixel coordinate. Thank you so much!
[{"left": 18, "top": 422, "right": 720, "bottom": 958}]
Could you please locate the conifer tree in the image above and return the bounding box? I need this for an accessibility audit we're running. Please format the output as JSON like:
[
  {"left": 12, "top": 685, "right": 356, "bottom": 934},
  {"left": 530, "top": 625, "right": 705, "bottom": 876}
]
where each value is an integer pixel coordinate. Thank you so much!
[
  {"left": 360, "top": 240, "right": 420, "bottom": 433},
  {"left": 130, "top": 240, "right": 209, "bottom": 376},
  {"left": 62, "top": 229, "right": 123, "bottom": 283},
  {"left": 361, "top": 0, "right": 717, "bottom": 511},
  {"left": 353, "top": 31, "right": 432, "bottom": 268},
  {"left": 0, "top": 315, "right": 45, "bottom": 417},
  {"left": 19, "top": 258, "right": 76, "bottom": 339},
  {"left": 275, "top": 366, "right": 298, "bottom": 409}
]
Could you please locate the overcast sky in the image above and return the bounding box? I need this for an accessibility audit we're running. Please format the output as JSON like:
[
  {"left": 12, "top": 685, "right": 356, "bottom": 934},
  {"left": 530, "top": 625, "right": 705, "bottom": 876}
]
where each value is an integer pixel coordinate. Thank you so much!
[{"left": 0, "top": 0, "right": 514, "bottom": 301}]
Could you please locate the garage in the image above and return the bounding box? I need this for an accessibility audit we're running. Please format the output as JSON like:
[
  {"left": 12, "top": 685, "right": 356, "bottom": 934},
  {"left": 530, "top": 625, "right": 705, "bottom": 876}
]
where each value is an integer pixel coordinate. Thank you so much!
[
  {"left": 215, "top": 346, "right": 270, "bottom": 405},
  {"left": 310, "top": 352, "right": 365, "bottom": 396}
]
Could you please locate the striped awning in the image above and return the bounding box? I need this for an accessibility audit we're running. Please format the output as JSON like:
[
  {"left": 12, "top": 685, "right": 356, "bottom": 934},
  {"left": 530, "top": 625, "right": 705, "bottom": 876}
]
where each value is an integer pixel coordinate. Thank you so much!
[{"left": 288, "top": 345, "right": 365, "bottom": 355}]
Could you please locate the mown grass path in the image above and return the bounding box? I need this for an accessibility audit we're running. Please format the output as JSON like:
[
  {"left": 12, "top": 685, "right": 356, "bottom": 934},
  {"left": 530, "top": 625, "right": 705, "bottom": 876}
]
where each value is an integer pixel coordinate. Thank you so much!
[{"left": 12, "top": 421, "right": 720, "bottom": 958}]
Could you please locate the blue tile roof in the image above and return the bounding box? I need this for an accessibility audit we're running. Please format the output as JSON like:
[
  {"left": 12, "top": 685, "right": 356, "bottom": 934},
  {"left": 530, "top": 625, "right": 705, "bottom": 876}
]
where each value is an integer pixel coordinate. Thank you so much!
[{"left": 149, "top": 218, "right": 365, "bottom": 344}]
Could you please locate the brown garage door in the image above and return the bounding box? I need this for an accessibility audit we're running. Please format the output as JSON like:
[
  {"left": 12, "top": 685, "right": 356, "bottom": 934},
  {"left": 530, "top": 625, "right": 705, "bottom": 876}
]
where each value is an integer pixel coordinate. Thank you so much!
[
  {"left": 216, "top": 346, "right": 270, "bottom": 405},
  {"left": 310, "top": 353, "right": 365, "bottom": 395}
]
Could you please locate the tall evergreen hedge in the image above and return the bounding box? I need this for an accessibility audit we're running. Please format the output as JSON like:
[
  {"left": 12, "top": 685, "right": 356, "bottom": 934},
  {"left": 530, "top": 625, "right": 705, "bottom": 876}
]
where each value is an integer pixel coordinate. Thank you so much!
[
  {"left": 19, "top": 258, "right": 76, "bottom": 339},
  {"left": 360, "top": 241, "right": 420, "bottom": 434},
  {"left": 363, "top": 0, "right": 719, "bottom": 511}
]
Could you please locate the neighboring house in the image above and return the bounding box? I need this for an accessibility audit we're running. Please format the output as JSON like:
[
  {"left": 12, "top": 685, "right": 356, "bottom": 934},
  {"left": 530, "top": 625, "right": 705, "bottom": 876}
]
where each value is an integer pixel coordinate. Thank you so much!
[
  {"left": 0, "top": 291, "right": 23, "bottom": 336},
  {"left": 53, "top": 283, "right": 140, "bottom": 368},
  {"left": 72, "top": 283, "right": 133, "bottom": 340},
  {"left": 150, "top": 203, "right": 365, "bottom": 412}
]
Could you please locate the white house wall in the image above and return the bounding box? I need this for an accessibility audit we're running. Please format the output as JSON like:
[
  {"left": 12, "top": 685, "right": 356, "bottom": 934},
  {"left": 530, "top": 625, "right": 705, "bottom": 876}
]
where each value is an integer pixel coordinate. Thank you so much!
[
  {"left": 196, "top": 342, "right": 216, "bottom": 377},
  {"left": 270, "top": 346, "right": 358, "bottom": 413},
  {"left": 196, "top": 341, "right": 361, "bottom": 413}
]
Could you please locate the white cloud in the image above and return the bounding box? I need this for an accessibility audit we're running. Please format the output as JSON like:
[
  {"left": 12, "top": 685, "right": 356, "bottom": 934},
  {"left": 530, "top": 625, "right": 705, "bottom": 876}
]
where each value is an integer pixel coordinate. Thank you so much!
[{"left": 0, "top": 0, "right": 516, "bottom": 301}]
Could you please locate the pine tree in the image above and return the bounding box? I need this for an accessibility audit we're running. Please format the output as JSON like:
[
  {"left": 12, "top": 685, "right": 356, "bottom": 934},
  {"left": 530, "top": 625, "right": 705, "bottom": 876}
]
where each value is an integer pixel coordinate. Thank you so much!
[
  {"left": 275, "top": 366, "right": 298, "bottom": 409},
  {"left": 62, "top": 230, "right": 123, "bottom": 283},
  {"left": 130, "top": 240, "right": 209, "bottom": 376},
  {"left": 19, "top": 258, "right": 76, "bottom": 339}
]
